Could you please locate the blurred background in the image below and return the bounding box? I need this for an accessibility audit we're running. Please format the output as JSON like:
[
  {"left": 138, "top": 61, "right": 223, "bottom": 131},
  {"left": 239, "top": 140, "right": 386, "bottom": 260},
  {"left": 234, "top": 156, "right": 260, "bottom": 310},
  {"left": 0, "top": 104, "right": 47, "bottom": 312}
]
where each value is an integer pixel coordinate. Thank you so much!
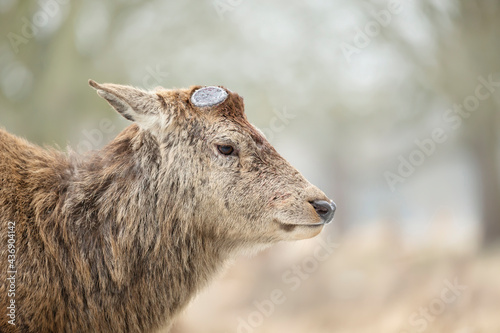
[{"left": 1, "top": 0, "right": 499, "bottom": 332}]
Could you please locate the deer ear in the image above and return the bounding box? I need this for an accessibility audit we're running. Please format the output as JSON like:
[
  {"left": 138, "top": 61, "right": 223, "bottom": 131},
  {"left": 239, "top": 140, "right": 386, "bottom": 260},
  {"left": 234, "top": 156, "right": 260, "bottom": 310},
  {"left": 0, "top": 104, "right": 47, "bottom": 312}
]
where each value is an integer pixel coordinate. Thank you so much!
[{"left": 89, "top": 79, "right": 161, "bottom": 124}]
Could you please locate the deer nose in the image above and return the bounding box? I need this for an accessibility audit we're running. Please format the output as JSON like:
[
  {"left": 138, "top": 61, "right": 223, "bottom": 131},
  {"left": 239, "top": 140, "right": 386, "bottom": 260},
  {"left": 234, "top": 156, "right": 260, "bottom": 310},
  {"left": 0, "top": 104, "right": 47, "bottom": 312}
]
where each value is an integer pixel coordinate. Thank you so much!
[{"left": 310, "top": 200, "right": 336, "bottom": 224}]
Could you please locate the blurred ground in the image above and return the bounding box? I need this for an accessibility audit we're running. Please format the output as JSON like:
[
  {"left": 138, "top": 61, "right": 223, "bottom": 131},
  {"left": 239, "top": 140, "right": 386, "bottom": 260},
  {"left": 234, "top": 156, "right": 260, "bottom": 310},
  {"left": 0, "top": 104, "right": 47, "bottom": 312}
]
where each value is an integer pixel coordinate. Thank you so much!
[{"left": 168, "top": 221, "right": 500, "bottom": 333}]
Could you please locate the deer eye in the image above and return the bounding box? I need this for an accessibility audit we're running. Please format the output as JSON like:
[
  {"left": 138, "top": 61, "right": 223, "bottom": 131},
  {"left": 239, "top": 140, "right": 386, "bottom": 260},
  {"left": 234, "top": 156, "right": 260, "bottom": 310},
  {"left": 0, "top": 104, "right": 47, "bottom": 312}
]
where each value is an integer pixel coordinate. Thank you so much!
[{"left": 217, "top": 145, "right": 234, "bottom": 155}]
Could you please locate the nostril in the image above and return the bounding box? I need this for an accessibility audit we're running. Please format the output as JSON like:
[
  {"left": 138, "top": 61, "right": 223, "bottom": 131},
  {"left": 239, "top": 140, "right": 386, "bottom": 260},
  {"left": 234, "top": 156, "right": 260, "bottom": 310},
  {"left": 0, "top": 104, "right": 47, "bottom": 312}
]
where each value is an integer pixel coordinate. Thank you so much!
[
  {"left": 312, "top": 202, "right": 329, "bottom": 215},
  {"left": 310, "top": 200, "right": 336, "bottom": 224}
]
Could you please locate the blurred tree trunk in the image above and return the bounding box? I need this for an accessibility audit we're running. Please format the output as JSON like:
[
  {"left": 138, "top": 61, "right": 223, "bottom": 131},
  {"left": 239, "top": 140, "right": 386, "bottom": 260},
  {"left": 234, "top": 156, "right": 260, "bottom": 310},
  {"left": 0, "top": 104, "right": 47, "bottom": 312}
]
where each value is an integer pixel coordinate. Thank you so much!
[
  {"left": 472, "top": 102, "right": 500, "bottom": 247},
  {"left": 459, "top": 1, "right": 500, "bottom": 248}
]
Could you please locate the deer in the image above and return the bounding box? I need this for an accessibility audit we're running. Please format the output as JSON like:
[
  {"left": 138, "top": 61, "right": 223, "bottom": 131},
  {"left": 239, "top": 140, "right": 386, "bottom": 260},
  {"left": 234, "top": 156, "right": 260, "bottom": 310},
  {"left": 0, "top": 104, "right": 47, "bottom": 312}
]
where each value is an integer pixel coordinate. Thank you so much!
[{"left": 0, "top": 80, "right": 336, "bottom": 332}]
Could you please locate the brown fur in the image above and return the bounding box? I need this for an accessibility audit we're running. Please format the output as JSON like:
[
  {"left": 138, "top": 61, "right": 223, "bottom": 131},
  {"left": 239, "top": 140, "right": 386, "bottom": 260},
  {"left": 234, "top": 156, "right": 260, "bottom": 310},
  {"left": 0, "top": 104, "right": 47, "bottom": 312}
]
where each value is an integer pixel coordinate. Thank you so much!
[{"left": 0, "top": 81, "right": 333, "bottom": 332}]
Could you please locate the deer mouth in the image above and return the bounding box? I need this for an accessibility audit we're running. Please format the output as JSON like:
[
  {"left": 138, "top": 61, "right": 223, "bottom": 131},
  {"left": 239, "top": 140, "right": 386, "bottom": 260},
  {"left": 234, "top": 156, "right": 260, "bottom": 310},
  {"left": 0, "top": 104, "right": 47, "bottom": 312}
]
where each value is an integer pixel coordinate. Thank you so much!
[
  {"left": 285, "top": 221, "right": 326, "bottom": 227},
  {"left": 276, "top": 220, "right": 326, "bottom": 233}
]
